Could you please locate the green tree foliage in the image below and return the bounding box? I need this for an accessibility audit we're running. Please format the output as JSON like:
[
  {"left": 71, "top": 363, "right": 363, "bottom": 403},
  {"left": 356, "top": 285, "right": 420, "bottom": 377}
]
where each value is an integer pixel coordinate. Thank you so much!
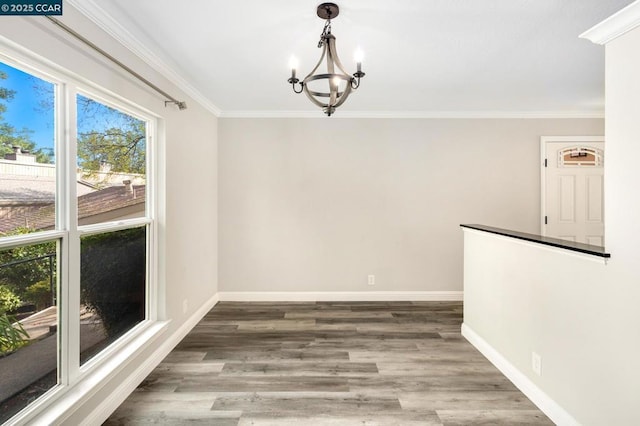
[
  {"left": 80, "top": 227, "right": 145, "bottom": 337},
  {"left": 77, "top": 122, "right": 145, "bottom": 174},
  {"left": 0, "top": 313, "right": 29, "bottom": 356},
  {"left": 0, "top": 70, "right": 15, "bottom": 114},
  {"left": 1, "top": 69, "right": 145, "bottom": 170},
  {"left": 0, "top": 70, "right": 53, "bottom": 164},
  {"left": 77, "top": 95, "right": 146, "bottom": 175},
  {"left": 0, "top": 281, "right": 29, "bottom": 358},
  {"left": 0, "top": 123, "right": 52, "bottom": 164},
  {"left": 24, "top": 281, "right": 53, "bottom": 311},
  {"left": 0, "top": 228, "right": 56, "bottom": 301},
  {"left": 0, "top": 285, "right": 21, "bottom": 315}
]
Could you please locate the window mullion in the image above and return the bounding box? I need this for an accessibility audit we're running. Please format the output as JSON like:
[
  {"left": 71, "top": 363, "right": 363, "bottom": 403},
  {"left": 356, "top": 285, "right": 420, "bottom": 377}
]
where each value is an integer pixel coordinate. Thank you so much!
[
  {"left": 62, "top": 83, "right": 81, "bottom": 384},
  {"left": 55, "top": 81, "right": 68, "bottom": 387},
  {"left": 147, "top": 130, "right": 156, "bottom": 322},
  {"left": 148, "top": 124, "right": 161, "bottom": 322}
]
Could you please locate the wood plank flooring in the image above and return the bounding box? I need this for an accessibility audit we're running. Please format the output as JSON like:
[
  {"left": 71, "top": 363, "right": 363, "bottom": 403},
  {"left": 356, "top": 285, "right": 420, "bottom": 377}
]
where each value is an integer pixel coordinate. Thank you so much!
[{"left": 104, "top": 302, "right": 552, "bottom": 425}]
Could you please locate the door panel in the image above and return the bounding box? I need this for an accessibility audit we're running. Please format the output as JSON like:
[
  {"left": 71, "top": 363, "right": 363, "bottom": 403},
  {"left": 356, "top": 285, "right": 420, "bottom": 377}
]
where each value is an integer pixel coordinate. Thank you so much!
[
  {"left": 558, "top": 175, "right": 576, "bottom": 223},
  {"left": 586, "top": 175, "right": 603, "bottom": 222}
]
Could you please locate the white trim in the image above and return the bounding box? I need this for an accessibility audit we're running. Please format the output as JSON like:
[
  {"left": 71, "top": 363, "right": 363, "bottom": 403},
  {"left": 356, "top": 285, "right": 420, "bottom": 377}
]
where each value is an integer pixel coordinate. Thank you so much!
[
  {"left": 146, "top": 121, "right": 158, "bottom": 322},
  {"left": 541, "top": 138, "right": 546, "bottom": 235},
  {"left": 74, "top": 292, "right": 217, "bottom": 426},
  {"left": 580, "top": 1, "right": 640, "bottom": 45},
  {"left": 539, "top": 135, "right": 605, "bottom": 143},
  {"left": 65, "top": 0, "right": 222, "bottom": 116},
  {"left": 461, "top": 323, "right": 580, "bottom": 426},
  {"left": 0, "top": 230, "right": 66, "bottom": 250},
  {"left": 7, "top": 321, "right": 168, "bottom": 426},
  {"left": 219, "top": 110, "right": 605, "bottom": 119},
  {"left": 78, "top": 218, "right": 151, "bottom": 236},
  {"left": 217, "top": 291, "right": 463, "bottom": 302},
  {"left": 154, "top": 118, "right": 167, "bottom": 321}
]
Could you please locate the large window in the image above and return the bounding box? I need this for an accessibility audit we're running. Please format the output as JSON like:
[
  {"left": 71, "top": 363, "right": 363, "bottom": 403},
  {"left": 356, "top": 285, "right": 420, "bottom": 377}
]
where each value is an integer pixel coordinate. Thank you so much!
[{"left": 0, "top": 54, "right": 156, "bottom": 424}]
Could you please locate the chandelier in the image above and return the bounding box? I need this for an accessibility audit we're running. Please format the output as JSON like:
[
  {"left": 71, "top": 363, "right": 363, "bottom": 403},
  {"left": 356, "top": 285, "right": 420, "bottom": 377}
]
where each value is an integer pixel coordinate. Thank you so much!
[{"left": 287, "top": 3, "right": 365, "bottom": 116}]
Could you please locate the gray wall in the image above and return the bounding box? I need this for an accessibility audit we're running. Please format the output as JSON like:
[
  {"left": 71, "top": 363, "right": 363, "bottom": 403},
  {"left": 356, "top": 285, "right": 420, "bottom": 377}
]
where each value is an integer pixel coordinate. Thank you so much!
[{"left": 219, "top": 117, "right": 603, "bottom": 294}]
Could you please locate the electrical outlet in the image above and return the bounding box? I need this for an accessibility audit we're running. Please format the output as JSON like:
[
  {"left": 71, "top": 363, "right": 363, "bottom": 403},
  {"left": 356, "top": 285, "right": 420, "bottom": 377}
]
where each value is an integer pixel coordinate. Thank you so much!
[
  {"left": 367, "top": 275, "right": 375, "bottom": 286},
  {"left": 183, "top": 299, "right": 189, "bottom": 314},
  {"left": 532, "top": 352, "right": 542, "bottom": 376}
]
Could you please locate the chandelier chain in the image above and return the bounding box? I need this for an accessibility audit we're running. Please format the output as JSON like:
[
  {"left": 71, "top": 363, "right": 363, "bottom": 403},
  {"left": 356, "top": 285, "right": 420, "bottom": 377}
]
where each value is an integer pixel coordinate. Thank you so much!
[{"left": 318, "top": 20, "right": 332, "bottom": 48}]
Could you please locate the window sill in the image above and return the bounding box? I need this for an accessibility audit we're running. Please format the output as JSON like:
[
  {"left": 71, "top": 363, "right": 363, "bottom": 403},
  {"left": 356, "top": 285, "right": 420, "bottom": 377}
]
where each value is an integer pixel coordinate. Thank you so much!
[{"left": 8, "top": 320, "right": 170, "bottom": 426}]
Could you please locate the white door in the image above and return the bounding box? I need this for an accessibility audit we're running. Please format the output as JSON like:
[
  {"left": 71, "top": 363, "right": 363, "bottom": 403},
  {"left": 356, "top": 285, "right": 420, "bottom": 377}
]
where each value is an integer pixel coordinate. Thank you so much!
[{"left": 542, "top": 137, "right": 604, "bottom": 246}]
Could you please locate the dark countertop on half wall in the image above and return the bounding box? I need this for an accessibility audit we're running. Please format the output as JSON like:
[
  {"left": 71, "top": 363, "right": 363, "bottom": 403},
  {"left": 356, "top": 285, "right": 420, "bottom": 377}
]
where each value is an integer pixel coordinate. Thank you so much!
[{"left": 460, "top": 224, "right": 610, "bottom": 258}]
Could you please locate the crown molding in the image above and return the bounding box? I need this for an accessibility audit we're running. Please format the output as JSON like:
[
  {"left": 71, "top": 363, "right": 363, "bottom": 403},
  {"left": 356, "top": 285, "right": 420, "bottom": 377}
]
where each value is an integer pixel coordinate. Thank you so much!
[
  {"left": 219, "top": 110, "right": 605, "bottom": 119},
  {"left": 580, "top": 1, "right": 640, "bottom": 45},
  {"left": 66, "top": 0, "right": 222, "bottom": 116}
]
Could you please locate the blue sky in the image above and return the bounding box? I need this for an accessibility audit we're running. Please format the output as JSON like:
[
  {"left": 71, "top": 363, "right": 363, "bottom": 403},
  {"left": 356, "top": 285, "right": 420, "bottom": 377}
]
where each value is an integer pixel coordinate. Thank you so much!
[
  {"left": 0, "top": 61, "right": 55, "bottom": 153},
  {"left": 1, "top": 61, "right": 143, "bottom": 163}
]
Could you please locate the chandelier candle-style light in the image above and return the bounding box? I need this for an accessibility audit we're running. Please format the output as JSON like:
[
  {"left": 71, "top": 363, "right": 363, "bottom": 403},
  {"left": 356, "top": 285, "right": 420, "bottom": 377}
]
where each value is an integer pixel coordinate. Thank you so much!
[{"left": 287, "top": 3, "right": 365, "bottom": 116}]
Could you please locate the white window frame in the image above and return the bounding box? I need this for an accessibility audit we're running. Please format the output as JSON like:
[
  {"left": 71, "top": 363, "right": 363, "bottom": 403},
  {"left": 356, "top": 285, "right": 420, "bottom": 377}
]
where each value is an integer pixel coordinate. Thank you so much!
[{"left": 0, "top": 38, "right": 163, "bottom": 425}]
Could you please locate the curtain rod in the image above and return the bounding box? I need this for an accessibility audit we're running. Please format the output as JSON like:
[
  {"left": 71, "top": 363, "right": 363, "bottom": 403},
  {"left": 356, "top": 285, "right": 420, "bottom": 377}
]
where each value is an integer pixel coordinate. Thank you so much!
[{"left": 45, "top": 16, "right": 187, "bottom": 110}]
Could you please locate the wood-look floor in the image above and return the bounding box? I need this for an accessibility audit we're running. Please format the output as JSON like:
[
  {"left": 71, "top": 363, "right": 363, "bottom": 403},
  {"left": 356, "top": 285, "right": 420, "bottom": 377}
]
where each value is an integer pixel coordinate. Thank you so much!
[{"left": 104, "top": 302, "right": 552, "bottom": 425}]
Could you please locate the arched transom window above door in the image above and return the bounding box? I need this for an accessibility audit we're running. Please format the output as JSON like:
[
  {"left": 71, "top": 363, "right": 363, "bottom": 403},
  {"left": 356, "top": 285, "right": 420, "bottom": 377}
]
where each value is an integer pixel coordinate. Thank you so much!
[{"left": 558, "top": 146, "right": 603, "bottom": 167}]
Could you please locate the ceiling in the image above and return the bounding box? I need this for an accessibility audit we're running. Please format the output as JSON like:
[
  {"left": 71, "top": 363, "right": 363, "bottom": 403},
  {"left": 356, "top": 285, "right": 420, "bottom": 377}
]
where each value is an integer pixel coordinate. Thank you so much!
[{"left": 70, "top": 0, "right": 634, "bottom": 117}]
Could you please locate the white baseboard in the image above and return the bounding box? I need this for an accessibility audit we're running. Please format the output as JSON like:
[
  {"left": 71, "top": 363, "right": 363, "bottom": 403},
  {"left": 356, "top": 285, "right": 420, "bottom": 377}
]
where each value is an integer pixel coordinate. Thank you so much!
[
  {"left": 217, "top": 291, "right": 463, "bottom": 302},
  {"left": 461, "top": 323, "right": 579, "bottom": 426},
  {"left": 80, "top": 292, "right": 220, "bottom": 425}
]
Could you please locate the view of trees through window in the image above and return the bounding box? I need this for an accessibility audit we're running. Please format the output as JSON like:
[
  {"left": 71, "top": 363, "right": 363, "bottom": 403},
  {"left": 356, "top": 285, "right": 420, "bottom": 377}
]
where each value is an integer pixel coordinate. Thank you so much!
[
  {"left": 0, "top": 59, "right": 149, "bottom": 423},
  {"left": 0, "top": 65, "right": 54, "bottom": 164},
  {"left": 76, "top": 94, "right": 147, "bottom": 225},
  {"left": 0, "top": 62, "right": 58, "bottom": 422},
  {"left": 80, "top": 226, "right": 147, "bottom": 364},
  {"left": 0, "top": 241, "right": 58, "bottom": 422},
  {"left": 0, "top": 63, "right": 55, "bottom": 236}
]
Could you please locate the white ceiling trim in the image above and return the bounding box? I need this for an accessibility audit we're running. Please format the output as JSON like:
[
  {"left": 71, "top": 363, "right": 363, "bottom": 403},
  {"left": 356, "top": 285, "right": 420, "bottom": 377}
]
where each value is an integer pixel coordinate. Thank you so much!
[
  {"left": 580, "top": 0, "right": 640, "bottom": 44},
  {"left": 219, "top": 110, "right": 605, "bottom": 119},
  {"left": 66, "top": 0, "right": 222, "bottom": 116}
]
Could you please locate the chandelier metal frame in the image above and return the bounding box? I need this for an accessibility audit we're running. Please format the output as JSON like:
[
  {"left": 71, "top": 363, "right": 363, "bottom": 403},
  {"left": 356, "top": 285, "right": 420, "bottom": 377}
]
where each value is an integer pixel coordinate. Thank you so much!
[{"left": 288, "top": 3, "right": 365, "bottom": 116}]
